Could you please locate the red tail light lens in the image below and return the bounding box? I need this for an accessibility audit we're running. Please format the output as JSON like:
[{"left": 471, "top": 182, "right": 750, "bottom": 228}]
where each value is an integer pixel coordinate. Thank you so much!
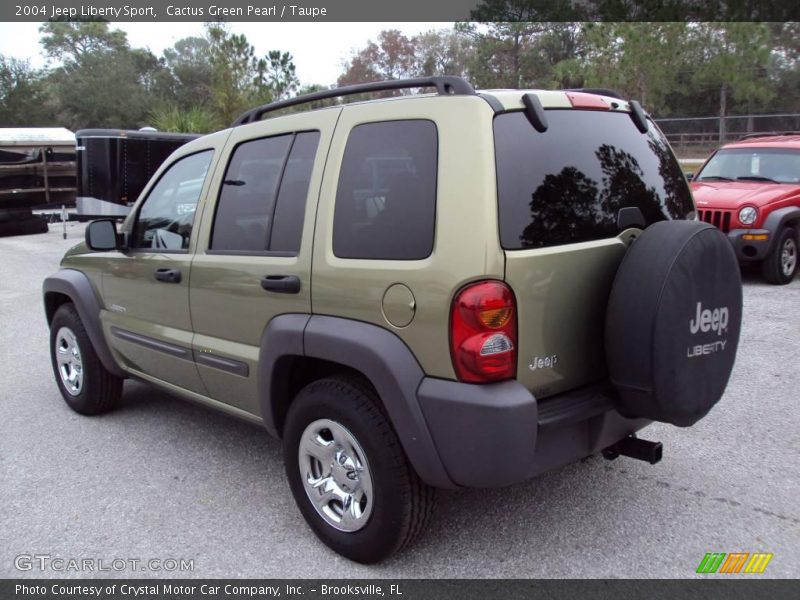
[{"left": 450, "top": 280, "right": 517, "bottom": 383}]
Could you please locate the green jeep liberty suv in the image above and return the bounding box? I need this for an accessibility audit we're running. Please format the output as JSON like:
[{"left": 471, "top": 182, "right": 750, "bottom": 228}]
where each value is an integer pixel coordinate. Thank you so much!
[{"left": 43, "top": 77, "right": 743, "bottom": 563}]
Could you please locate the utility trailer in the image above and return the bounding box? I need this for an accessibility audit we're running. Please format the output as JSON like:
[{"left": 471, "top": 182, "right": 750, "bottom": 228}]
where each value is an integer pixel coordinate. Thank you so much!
[
  {"left": 76, "top": 129, "right": 199, "bottom": 218},
  {"left": 0, "top": 128, "right": 77, "bottom": 235}
]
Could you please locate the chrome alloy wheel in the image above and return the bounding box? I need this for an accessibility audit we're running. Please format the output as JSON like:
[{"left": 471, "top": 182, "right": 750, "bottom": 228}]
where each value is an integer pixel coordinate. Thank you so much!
[
  {"left": 298, "top": 418, "right": 374, "bottom": 532},
  {"left": 781, "top": 236, "right": 797, "bottom": 278},
  {"left": 55, "top": 327, "right": 83, "bottom": 396}
]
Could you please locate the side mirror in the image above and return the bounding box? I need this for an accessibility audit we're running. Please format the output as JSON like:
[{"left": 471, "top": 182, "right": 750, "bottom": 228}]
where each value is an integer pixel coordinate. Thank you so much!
[
  {"left": 685, "top": 172, "right": 694, "bottom": 181},
  {"left": 85, "top": 219, "right": 121, "bottom": 251}
]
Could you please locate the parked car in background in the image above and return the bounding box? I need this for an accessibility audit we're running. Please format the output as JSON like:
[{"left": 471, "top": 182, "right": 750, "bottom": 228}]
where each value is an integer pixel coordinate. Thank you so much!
[{"left": 690, "top": 133, "right": 800, "bottom": 284}]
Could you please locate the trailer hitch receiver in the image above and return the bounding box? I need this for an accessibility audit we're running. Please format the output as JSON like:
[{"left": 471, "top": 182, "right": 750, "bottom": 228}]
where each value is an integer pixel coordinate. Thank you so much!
[{"left": 602, "top": 436, "right": 663, "bottom": 465}]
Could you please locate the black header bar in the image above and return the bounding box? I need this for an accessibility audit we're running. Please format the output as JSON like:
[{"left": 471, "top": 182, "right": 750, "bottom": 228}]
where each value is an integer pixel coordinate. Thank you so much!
[{"left": 1, "top": 0, "right": 797, "bottom": 22}]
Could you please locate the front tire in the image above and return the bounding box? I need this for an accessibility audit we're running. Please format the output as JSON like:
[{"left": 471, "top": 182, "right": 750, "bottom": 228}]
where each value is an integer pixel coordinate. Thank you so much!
[
  {"left": 761, "top": 227, "right": 798, "bottom": 285},
  {"left": 49, "top": 303, "right": 122, "bottom": 415},
  {"left": 283, "top": 376, "right": 435, "bottom": 563}
]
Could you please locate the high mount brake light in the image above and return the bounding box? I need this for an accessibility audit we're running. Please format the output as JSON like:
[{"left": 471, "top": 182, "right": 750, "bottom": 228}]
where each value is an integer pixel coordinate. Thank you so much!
[
  {"left": 566, "top": 92, "right": 610, "bottom": 110},
  {"left": 450, "top": 281, "right": 517, "bottom": 383}
]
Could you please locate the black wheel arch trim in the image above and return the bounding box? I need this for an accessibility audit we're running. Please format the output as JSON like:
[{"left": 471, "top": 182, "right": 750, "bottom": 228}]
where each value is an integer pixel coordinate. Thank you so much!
[
  {"left": 258, "top": 314, "right": 455, "bottom": 489},
  {"left": 763, "top": 206, "right": 800, "bottom": 248},
  {"left": 43, "top": 268, "right": 126, "bottom": 378}
]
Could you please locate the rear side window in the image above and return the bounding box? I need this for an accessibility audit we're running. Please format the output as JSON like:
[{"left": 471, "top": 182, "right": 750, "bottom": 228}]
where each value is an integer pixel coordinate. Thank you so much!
[
  {"left": 333, "top": 120, "right": 437, "bottom": 260},
  {"left": 494, "top": 110, "right": 693, "bottom": 250},
  {"left": 211, "top": 132, "right": 320, "bottom": 253}
]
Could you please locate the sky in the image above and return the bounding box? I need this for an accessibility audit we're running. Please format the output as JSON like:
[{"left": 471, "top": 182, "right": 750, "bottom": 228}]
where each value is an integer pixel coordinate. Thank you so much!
[{"left": 0, "top": 22, "right": 449, "bottom": 86}]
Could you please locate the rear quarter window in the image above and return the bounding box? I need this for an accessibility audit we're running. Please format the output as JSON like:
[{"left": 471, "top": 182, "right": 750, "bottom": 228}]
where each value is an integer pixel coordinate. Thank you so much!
[
  {"left": 333, "top": 120, "right": 438, "bottom": 260},
  {"left": 494, "top": 110, "right": 693, "bottom": 250}
]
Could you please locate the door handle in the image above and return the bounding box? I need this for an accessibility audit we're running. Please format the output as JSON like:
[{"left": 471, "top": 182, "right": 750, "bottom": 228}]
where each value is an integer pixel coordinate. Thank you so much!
[
  {"left": 260, "top": 274, "right": 301, "bottom": 294},
  {"left": 154, "top": 268, "right": 182, "bottom": 283}
]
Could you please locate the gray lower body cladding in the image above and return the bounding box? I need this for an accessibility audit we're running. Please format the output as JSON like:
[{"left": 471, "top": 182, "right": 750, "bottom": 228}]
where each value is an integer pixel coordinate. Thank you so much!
[
  {"left": 728, "top": 207, "right": 800, "bottom": 262},
  {"left": 43, "top": 269, "right": 126, "bottom": 378},
  {"left": 417, "top": 378, "right": 649, "bottom": 488},
  {"left": 41, "top": 295, "right": 647, "bottom": 490},
  {"left": 728, "top": 229, "right": 771, "bottom": 261},
  {"left": 273, "top": 315, "right": 648, "bottom": 489}
]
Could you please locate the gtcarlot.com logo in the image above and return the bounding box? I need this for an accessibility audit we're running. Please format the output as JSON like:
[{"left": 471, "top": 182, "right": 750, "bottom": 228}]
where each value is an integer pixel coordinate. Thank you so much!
[
  {"left": 14, "top": 554, "right": 195, "bottom": 573},
  {"left": 696, "top": 552, "right": 773, "bottom": 574}
]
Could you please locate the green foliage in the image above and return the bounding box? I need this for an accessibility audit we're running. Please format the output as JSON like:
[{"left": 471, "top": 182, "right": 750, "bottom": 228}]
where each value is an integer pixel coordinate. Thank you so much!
[
  {"left": 155, "top": 36, "right": 214, "bottom": 110},
  {"left": 768, "top": 23, "right": 800, "bottom": 113},
  {"left": 148, "top": 105, "right": 219, "bottom": 134},
  {"left": 579, "top": 23, "right": 689, "bottom": 114},
  {"left": 0, "top": 22, "right": 303, "bottom": 130},
  {"left": 46, "top": 48, "right": 154, "bottom": 129},
  {"left": 462, "top": 22, "right": 583, "bottom": 89},
  {"left": 204, "top": 23, "right": 300, "bottom": 124},
  {"left": 0, "top": 55, "right": 56, "bottom": 126},
  {"left": 414, "top": 29, "right": 472, "bottom": 78},
  {"left": 255, "top": 51, "right": 300, "bottom": 101},
  {"left": 36, "top": 21, "right": 161, "bottom": 129},
  {"left": 206, "top": 23, "right": 257, "bottom": 123},
  {"left": 338, "top": 29, "right": 418, "bottom": 90},
  {"left": 337, "top": 22, "right": 795, "bottom": 118},
  {"left": 687, "top": 23, "right": 775, "bottom": 114},
  {"left": 0, "top": 21, "right": 796, "bottom": 132},
  {"left": 39, "top": 21, "right": 128, "bottom": 61}
]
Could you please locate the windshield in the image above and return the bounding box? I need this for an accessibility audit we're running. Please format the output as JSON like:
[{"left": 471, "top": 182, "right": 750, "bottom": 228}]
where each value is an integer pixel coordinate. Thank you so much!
[
  {"left": 696, "top": 147, "right": 800, "bottom": 184},
  {"left": 494, "top": 110, "right": 694, "bottom": 250}
]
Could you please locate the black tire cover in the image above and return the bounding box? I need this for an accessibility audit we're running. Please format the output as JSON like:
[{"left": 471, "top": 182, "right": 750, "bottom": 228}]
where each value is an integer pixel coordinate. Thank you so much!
[{"left": 605, "top": 220, "right": 742, "bottom": 427}]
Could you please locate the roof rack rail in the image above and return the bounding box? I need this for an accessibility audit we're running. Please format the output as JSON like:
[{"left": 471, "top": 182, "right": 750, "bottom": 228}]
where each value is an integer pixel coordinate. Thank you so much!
[
  {"left": 566, "top": 88, "right": 625, "bottom": 100},
  {"left": 231, "top": 76, "right": 476, "bottom": 127},
  {"left": 739, "top": 131, "right": 800, "bottom": 140}
]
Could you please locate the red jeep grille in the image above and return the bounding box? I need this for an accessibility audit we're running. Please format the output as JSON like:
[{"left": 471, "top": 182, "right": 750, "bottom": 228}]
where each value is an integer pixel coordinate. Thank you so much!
[{"left": 697, "top": 209, "right": 732, "bottom": 233}]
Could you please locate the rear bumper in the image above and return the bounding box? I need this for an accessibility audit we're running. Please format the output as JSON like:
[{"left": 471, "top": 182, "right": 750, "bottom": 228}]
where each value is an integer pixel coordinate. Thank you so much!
[
  {"left": 727, "top": 229, "right": 771, "bottom": 261},
  {"left": 417, "top": 378, "right": 650, "bottom": 488}
]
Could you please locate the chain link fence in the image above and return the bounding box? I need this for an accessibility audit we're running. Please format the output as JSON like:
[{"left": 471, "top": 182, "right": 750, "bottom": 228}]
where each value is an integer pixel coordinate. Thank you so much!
[{"left": 654, "top": 113, "right": 800, "bottom": 159}]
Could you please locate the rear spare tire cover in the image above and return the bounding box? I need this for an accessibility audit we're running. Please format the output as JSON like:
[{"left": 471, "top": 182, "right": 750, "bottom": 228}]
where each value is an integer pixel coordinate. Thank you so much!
[{"left": 605, "top": 220, "right": 742, "bottom": 427}]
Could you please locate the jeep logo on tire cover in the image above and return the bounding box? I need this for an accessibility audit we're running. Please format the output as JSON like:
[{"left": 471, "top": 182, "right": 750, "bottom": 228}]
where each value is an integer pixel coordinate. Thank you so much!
[
  {"left": 689, "top": 302, "right": 729, "bottom": 336},
  {"left": 687, "top": 302, "right": 729, "bottom": 358}
]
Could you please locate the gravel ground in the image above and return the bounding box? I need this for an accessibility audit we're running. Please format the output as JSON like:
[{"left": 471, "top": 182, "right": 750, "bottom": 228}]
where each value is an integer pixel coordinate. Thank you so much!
[{"left": 1, "top": 222, "right": 798, "bottom": 579}]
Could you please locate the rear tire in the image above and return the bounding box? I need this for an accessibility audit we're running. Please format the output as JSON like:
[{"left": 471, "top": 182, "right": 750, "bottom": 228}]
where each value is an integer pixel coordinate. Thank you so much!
[
  {"left": 49, "top": 303, "right": 122, "bottom": 415},
  {"left": 761, "top": 227, "right": 798, "bottom": 285},
  {"left": 283, "top": 375, "right": 435, "bottom": 563}
]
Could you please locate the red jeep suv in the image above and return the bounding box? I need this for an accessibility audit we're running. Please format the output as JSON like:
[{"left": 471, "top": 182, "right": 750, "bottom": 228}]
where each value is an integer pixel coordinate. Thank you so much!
[{"left": 690, "top": 133, "right": 800, "bottom": 284}]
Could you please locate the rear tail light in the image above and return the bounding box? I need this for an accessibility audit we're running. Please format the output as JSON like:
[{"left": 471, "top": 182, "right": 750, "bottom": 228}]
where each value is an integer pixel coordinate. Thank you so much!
[{"left": 450, "top": 280, "right": 517, "bottom": 383}]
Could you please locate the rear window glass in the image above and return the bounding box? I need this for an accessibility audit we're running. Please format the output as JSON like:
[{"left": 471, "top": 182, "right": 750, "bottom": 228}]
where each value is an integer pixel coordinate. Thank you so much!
[
  {"left": 333, "top": 120, "right": 437, "bottom": 260},
  {"left": 494, "top": 110, "right": 693, "bottom": 250}
]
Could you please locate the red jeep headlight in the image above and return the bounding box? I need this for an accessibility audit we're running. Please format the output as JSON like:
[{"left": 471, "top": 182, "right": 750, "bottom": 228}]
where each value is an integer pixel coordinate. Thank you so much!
[{"left": 738, "top": 206, "right": 758, "bottom": 225}]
